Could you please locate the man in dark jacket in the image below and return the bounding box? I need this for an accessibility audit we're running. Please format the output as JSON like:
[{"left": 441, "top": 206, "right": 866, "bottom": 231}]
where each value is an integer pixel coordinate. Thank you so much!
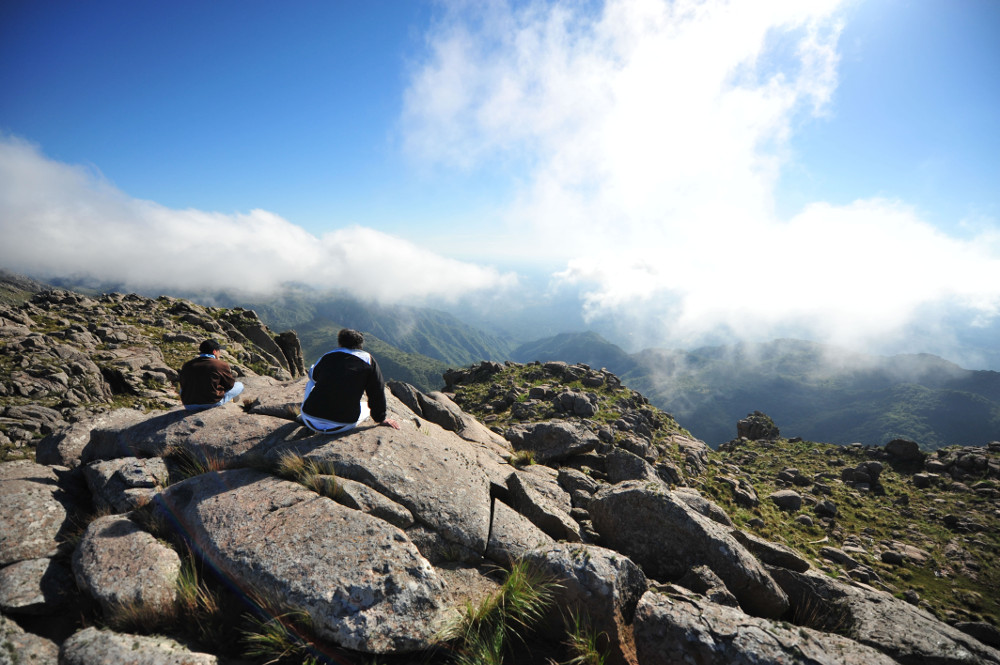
[
  {"left": 178, "top": 339, "right": 244, "bottom": 411},
  {"left": 300, "top": 328, "right": 399, "bottom": 433}
]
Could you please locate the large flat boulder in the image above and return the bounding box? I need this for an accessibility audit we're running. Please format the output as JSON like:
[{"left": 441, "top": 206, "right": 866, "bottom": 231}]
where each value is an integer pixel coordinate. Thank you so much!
[
  {"left": 85, "top": 405, "right": 293, "bottom": 463},
  {"left": 634, "top": 587, "right": 900, "bottom": 665},
  {"left": 156, "top": 468, "right": 448, "bottom": 654},
  {"left": 265, "top": 413, "right": 505, "bottom": 555},
  {"left": 589, "top": 481, "right": 788, "bottom": 619}
]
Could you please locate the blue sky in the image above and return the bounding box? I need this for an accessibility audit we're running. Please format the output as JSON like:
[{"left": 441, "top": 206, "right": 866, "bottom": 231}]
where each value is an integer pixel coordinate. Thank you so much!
[{"left": 1, "top": 0, "right": 999, "bottom": 364}]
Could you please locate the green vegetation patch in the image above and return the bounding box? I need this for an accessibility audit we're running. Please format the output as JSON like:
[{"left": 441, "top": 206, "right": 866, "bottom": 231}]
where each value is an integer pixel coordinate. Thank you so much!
[{"left": 702, "top": 437, "right": 1000, "bottom": 627}]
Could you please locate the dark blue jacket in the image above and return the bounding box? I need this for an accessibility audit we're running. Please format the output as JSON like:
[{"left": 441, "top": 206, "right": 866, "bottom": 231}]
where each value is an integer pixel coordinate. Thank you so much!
[{"left": 302, "top": 348, "right": 387, "bottom": 423}]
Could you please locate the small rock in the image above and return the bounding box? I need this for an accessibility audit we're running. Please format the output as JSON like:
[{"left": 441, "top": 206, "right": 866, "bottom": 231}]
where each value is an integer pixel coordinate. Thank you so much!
[{"left": 768, "top": 489, "right": 802, "bottom": 512}]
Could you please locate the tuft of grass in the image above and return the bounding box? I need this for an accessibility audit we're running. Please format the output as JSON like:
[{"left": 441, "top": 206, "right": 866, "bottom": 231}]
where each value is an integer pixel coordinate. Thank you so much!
[
  {"left": 273, "top": 453, "right": 339, "bottom": 497},
  {"left": 240, "top": 589, "right": 325, "bottom": 665},
  {"left": 241, "top": 611, "right": 320, "bottom": 665},
  {"left": 165, "top": 446, "right": 231, "bottom": 482},
  {"left": 561, "top": 608, "right": 608, "bottom": 665},
  {"left": 439, "top": 560, "right": 558, "bottom": 665},
  {"left": 510, "top": 449, "right": 536, "bottom": 467},
  {"left": 176, "top": 549, "right": 225, "bottom": 643},
  {"left": 104, "top": 596, "right": 178, "bottom": 632}
]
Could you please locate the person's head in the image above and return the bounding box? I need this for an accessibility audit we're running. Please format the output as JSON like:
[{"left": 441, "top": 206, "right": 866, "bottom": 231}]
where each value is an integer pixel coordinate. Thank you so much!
[
  {"left": 337, "top": 328, "right": 364, "bottom": 350},
  {"left": 199, "top": 339, "right": 223, "bottom": 356}
]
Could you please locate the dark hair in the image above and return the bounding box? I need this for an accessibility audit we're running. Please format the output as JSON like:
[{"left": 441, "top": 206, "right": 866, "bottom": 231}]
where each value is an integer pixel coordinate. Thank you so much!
[
  {"left": 199, "top": 339, "right": 223, "bottom": 354},
  {"left": 337, "top": 329, "right": 364, "bottom": 350}
]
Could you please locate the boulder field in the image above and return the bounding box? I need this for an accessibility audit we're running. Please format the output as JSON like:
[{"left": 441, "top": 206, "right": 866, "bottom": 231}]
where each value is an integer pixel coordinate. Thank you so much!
[{"left": 2, "top": 379, "right": 999, "bottom": 665}]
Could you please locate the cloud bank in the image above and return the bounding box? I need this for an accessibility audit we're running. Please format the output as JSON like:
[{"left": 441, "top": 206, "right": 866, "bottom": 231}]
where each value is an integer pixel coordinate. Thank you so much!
[
  {"left": 403, "top": 0, "right": 1000, "bottom": 350},
  {"left": 0, "top": 136, "right": 515, "bottom": 303}
]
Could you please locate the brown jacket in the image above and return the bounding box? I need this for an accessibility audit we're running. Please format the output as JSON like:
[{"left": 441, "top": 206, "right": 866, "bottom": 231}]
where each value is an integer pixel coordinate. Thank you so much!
[{"left": 179, "top": 355, "right": 236, "bottom": 405}]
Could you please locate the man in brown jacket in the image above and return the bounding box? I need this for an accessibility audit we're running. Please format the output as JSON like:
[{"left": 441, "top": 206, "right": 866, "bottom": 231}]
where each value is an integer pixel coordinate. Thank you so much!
[{"left": 178, "top": 339, "right": 244, "bottom": 411}]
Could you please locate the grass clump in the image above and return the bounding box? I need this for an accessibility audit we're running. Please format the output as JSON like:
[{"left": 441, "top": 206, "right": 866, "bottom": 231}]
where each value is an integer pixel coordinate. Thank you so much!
[
  {"left": 104, "top": 597, "right": 178, "bottom": 633},
  {"left": 241, "top": 610, "right": 319, "bottom": 665},
  {"left": 561, "top": 608, "right": 608, "bottom": 665},
  {"left": 165, "top": 446, "right": 231, "bottom": 483},
  {"left": 176, "top": 551, "right": 225, "bottom": 643},
  {"left": 510, "top": 449, "right": 536, "bottom": 467},
  {"left": 273, "top": 453, "right": 339, "bottom": 497},
  {"left": 439, "top": 561, "right": 558, "bottom": 665},
  {"left": 239, "top": 589, "right": 334, "bottom": 665}
]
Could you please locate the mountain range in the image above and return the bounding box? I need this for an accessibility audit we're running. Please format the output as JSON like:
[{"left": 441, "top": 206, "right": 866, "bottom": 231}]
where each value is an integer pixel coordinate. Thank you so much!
[
  {"left": 237, "top": 290, "right": 999, "bottom": 450},
  {"left": 304, "top": 307, "right": 1000, "bottom": 451},
  {"left": 5, "top": 271, "right": 998, "bottom": 450}
]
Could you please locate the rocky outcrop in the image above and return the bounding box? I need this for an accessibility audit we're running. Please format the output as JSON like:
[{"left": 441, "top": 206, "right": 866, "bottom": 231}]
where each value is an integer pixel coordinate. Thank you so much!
[
  {"left": 86, "top": 403, "right": 295, "bottom": 464},
  {"left": 485, "top": 501, "right": 554, "bottom": 566},
  {"left": 634, "top": 586, "right": 900, "bottom": 665},
  {"left": 526, "top": 543, "right": 647, "bottom": 665},
  {"left": 82, "top": 456, "right": 170, "bottom": 513},
  {"left": 736, "top": 410, "right": 779, "bottom": 441},
  {"left": 387, "top": 380, "right": 510, "bottom": 449},
  {"left": 505, "top": 420, "right": 601, "bottom": 463},
  {"left": 508, "top": 464, "right": 583, "bottom": 542},
  {"left": 0, "top": 557, "right": 74, "bottom": 616},
  {"left": 0, "top": 461, "right": 79, "bottom": 566},
  {"left": 589, "top": 480, "right": 789, "bottom": 619},
  {"left": 770, "top": 566, "right": 1000, "bottom": 664},
  {"left": 0, "top": 613, "right": 59, "bottom": 664},
  {"left": 1, "top": 290, "right": 304, "bottom": 461},
  {"left": 262, "top": 402, "right": 503, "bottom": 558}
]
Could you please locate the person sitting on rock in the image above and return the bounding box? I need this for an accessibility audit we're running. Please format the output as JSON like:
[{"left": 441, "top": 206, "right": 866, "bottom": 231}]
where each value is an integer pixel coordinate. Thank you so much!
[
  {"left": 300, "top": 328, "right": 399, "bottom": 433},
  {"left": 178, "top": 339, "right": 244, "bottom": 411}
]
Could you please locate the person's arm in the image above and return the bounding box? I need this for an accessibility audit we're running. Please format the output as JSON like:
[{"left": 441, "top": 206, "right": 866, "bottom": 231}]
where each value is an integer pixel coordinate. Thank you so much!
[
  {"left": 217, "top": 361, "right": 236, "bottom": 391},
  {"left": 365, "top": 358, "right": 397, "bottom": 428}
]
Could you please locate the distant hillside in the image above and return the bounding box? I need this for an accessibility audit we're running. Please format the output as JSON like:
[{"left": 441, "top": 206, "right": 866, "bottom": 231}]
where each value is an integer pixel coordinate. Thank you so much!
[
  {"left": 512, "top": 331, "right": 637, "bottom": 373},
  {"left": 510, "top": 333, "right": 1000, "bottom": 449},
  {"left": 0, "top": 268, "right": 52, "bottom": 306},
  {"left": 8, "top": 272, "right": 998, "bottom": 449},
  {"left": 26, "top": 279, "right": 515, "bottom": 376},
  {"left": 228, "top": 291, "right": 517, "bottom": 369}
]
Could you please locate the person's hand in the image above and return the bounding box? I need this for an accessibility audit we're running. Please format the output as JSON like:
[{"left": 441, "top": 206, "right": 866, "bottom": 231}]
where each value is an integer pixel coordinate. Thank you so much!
[{"left": 380, "top": 418, "right": 400, "bottom": 430}]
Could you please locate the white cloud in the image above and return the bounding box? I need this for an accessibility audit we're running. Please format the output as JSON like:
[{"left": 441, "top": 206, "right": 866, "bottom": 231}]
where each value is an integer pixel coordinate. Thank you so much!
[
  {"left": 0, "top": 135, "right": 515, "bottom": 303},
  {"left": 404, "top": 0, "right": 1000, "bottom": 349}
]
